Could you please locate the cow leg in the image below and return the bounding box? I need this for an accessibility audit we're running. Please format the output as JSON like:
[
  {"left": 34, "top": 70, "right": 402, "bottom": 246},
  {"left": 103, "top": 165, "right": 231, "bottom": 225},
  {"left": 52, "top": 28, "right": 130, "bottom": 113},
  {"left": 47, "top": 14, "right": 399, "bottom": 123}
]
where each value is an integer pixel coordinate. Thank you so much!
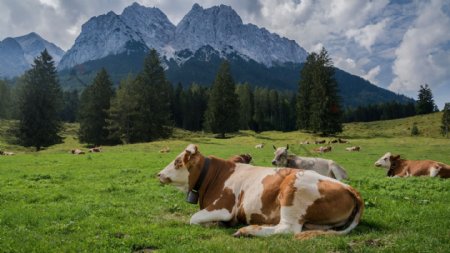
[
  {"left": 190, "top": 208, "right": 233, "bottom": 225},
  {"left": 234, "top": 206, "right": 303, "bottom": 237},
  {"left": 234, "top": 223, "right": 303, "bottom": 237}
]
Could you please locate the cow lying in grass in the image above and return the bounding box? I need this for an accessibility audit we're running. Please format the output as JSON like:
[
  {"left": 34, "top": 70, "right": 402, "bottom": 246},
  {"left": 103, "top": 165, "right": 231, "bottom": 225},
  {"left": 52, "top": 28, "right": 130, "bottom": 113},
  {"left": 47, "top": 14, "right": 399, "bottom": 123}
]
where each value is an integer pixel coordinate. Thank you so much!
[
  {"left": 374, "top": 152, "right": 450, "bottom": 178},
  {"left": 158, "top": 144, "right": 363, "bottom": 239},
  {"left": 272, "top": 145, "right": 348, "bottom": 181}
]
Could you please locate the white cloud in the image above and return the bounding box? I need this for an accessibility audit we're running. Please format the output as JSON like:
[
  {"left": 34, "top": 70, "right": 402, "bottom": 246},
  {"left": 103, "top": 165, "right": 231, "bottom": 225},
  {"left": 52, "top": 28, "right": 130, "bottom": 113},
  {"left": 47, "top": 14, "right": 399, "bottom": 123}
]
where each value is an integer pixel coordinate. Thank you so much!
[
  {"left": 389, "top": 0, "right": 450, "bottom": 97},
  {"left": 362, "top": 65, "right": 381, "bottom": 84},
  {"left": 346, "top": 19, "right": 389, "bottom": 52},
  {"left": 39, "top": 0, "right": 59, "bottom": 10}
]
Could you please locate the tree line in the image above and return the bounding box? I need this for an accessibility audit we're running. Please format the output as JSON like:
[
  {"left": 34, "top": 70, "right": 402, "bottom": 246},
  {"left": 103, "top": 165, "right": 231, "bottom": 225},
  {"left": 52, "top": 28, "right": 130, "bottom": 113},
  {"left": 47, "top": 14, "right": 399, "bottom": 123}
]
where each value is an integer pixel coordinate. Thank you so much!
[{"left": 1, "top": 49, "right": 448, "bottom": 150}]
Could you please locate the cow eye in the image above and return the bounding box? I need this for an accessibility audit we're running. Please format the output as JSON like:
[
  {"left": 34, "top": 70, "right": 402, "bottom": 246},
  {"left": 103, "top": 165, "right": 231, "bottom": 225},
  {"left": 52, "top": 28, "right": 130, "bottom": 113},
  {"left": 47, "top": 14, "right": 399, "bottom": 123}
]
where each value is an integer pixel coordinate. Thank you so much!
[{"left": 384, "top": 158, "right": 388, "bottom": 161}]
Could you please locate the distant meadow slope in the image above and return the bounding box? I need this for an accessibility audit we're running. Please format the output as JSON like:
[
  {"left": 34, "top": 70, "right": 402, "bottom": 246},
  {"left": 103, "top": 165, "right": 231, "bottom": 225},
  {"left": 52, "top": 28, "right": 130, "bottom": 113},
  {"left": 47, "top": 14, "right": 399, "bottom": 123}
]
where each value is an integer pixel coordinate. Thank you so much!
[{"left": 0, "top": 112, "right": 449, "bottom": 252}]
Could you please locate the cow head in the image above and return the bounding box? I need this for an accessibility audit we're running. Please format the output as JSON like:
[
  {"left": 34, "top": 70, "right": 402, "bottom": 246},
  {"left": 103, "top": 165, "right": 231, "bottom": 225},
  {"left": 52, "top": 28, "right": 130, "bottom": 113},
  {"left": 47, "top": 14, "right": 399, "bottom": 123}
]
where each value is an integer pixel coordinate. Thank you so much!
[
  {"left": 158, "top": 144, "right": 197, "bottom": 192},
  {"left": 272, "top": 145, "right": 289, "bottom": 166},
  {"left": 374, "top": 152, "right": 401, "bottom": 169}
]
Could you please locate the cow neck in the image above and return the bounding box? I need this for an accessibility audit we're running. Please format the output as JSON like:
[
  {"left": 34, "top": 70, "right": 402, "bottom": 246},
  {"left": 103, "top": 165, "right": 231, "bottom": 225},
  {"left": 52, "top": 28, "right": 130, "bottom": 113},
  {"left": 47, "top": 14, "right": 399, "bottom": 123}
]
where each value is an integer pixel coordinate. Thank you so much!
[
  {"left": 387, "top": 159, "right": 403, "bottom": 177},
  {"left": 190, "top": 157, "right": 210, "bottom": 194}
]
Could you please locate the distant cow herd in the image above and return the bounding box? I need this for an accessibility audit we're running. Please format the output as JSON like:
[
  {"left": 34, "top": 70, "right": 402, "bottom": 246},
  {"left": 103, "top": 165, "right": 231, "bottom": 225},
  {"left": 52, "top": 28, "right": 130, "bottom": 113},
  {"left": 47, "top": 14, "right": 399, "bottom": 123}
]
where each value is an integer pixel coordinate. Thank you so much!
[{"left": 158, "top": 140, "right": 449, "bottom": 241}]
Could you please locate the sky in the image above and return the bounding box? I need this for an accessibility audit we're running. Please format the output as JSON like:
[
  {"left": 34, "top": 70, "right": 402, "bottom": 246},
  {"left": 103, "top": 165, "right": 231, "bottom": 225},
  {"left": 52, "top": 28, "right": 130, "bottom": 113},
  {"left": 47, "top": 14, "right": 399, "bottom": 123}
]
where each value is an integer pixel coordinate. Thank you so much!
[{"left": 0, "top": 0, "right": 449, "bottom": 108}]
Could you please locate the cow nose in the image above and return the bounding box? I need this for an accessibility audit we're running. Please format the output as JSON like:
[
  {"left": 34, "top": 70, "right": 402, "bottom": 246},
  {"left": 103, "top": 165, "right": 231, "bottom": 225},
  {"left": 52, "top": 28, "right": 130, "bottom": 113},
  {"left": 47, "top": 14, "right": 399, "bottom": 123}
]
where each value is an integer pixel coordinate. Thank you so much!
[{"left": 271, "top": 160, "right": 276, "bottom": 165}]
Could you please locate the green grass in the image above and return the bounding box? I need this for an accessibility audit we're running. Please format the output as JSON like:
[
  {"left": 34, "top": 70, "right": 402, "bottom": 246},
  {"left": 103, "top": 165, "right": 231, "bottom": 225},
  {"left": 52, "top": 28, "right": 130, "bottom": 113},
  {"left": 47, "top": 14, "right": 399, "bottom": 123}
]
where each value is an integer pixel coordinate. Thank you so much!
[{"left": 0, "top": 115, "right": 449, "bottom": 252}]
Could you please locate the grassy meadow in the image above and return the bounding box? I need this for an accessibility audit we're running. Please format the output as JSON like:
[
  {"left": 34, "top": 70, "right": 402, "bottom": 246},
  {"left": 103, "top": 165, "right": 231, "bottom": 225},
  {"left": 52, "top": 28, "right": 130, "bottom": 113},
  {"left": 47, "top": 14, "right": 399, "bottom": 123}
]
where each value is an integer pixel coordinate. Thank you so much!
[{"left": 0, "top": 112, "right": 449, "bottom": 252}]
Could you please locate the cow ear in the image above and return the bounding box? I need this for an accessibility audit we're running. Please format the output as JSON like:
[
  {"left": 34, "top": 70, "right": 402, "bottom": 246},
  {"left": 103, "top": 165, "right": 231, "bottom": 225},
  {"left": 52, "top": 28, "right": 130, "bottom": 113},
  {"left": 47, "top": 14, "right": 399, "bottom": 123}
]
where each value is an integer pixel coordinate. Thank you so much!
[
  {"left": 273, "top": 145, "right": 277, "bottom": 150},
  {"left": 286, "top": 144, "right": 289, "bottom": 150},
  {"left": 392, "top": 155, "right": 400, "bottom": 160},
  {"left": 183, "top": 144, "right": 198, "bottom": 163}
]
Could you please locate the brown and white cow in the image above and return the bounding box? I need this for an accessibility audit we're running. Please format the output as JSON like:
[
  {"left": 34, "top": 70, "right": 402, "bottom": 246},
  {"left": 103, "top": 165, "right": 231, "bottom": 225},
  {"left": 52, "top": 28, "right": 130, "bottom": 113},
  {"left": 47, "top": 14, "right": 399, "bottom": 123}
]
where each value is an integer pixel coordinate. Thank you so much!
[
  {"left": 89, "top": 147, "right": 102, "bottom": 153},
  {"left": 374, "top": 152, "right": 450, "bottom": 178},
  {"left": 272, "top": 145, "right": 348, "bottom": 181},
  {"left": 346, "top": 146, "right": 360, "bottom": 152},
  {"left": 158, "top": 144, "right": 363, "bottom": 239},
  {"left": 313, "top": 146, "right": 332, "bottom": 153},
  {"left": 70, "top": 149, "right": 85, "bottom": 155},
  {"left": 228, "top": 154, "right": 252, "bottom": 164}
]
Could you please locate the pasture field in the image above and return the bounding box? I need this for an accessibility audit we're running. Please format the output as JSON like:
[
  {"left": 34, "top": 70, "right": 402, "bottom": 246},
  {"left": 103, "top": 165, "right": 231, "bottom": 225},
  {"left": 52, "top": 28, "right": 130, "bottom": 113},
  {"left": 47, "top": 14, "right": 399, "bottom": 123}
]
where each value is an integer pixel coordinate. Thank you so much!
[{"left": 0, "top": 114, "right": 449, "bottom": 252}]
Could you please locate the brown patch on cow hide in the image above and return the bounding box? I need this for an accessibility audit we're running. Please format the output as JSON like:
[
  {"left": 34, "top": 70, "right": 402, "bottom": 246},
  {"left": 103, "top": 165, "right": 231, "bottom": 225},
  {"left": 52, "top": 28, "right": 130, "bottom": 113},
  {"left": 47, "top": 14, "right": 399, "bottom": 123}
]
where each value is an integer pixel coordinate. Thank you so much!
[
  {"left": 197, "top": 156, "right": 236, "bottom": 210},
  {"left": 205, "top": 187, "right": 235, "bottom": 213},
  {"left": 279, "top": 172, "right": 298, "bottom": 206},
  {"left": 303, "top": 180, "right": 355, "bottom": 225},
  {"left": 236, "top": 190, "right": 247, "bottom": 224},
  {"left": 250, "top": 168, "right": 297, "bottom": 225}
]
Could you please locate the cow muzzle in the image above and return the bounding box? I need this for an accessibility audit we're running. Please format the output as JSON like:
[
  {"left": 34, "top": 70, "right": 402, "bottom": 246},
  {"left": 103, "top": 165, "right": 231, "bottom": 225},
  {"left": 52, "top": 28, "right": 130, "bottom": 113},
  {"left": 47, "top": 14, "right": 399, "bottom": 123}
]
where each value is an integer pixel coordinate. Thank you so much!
[
  {"left": 158, "top": 173, "right": 172, "bottom": 184},
  {"left": 271, "top": 160, "right": 277, "bottom": 166}
]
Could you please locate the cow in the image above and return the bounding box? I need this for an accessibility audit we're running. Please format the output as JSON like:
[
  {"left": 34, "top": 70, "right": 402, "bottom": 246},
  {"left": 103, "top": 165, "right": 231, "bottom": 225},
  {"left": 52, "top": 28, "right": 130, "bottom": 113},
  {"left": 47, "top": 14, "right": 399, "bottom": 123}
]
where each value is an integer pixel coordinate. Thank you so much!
[
  {"left": 89, "top": 147, "right": 102, "bottom": 153},
  {"left": 255, "top": 144, "right": 264, "bottom": 149},
  {"left": 0, "top": 150, "right": 14, "bottom": 156},
  {"left": 313, "top": 146, "right": 332, "bottom": 153},
  {"left": 329, "top": 139, "right": 338, "bottom": 144},
  {"left": 158, "top": 144, "right": 364, "bottom": 239},
  {"left": 299, "top": 141, "right": 310, "bottom": 145},
  {"left": 338, "top": 138, "right": 349, "bottom": 144},
  {"left": 315, "top": 140, "right": 326, "bottom": 144},
  {"left": 70, "top": 149, "right": 85, "bottom": 155},
  {"left": 272, "top": 145, "right": 348, "bottom": 181},
  {"left": 159, "top": 147, "right": 170, "bottom": 153},
  {"left": 346, "top": 146, "right": 360, "bottom": 152},
  {"left": 374, "top": 152, "right": 450, "bottom": 178},
  {"left": 228, "top": 154, "right": 252, "bottom": 164}
]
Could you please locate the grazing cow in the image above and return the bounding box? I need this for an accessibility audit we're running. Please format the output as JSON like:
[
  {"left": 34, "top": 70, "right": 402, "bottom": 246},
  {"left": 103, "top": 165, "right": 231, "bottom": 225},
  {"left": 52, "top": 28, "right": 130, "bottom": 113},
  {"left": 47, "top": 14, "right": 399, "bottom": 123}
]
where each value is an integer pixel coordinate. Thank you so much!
[
  {"left": 255, "top": 144, "right": 264, "bottom": 149},
  {"left": 89, "top": 147, "right": 102, "bottom": 153},
  {"left": 315, "top": 140, "right": 326, "bottom": 144},
  {"left": 346, "top": 146, "right": 360, "bottom": 152},
  {"left": 70, "top": 149, "right": 85, "bottom": 155},
  {"left": 272, "top": 145, "right": 348, "bottom": 181},
  {"left": 313, "top": 146, "right": 332, "bottom": 153},
  {"left": 228, "top": 154, "right": 252, "bottom": 164},
  {"left": 158, "top": 144, "right": 364, "bottom": 239},
  {"left": 374, "top": 152, "right": 450, "bottom": 178},
  {"left": 159, "top": 147, "right": 170, "bottom": 153}
]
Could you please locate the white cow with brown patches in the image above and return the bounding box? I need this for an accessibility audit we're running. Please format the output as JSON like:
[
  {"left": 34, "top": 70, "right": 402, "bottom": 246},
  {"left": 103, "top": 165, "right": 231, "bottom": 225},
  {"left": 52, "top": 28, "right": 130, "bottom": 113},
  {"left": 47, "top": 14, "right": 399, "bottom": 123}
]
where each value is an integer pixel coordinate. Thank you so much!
[
  {"left": 374, "top": 152, "right": 450, "bottom": 178},
  {"left": 158, "top": 144, "right": 364, "bottom": 239}
]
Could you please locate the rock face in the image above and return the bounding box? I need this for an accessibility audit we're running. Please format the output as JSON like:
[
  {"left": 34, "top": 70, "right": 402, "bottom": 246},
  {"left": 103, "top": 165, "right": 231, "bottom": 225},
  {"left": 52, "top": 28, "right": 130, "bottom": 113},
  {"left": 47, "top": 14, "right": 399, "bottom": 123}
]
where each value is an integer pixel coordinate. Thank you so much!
[
  {"left": 14, "top": 32, "right": 65, "bottom": 64},
  {"left": 170, "top": 4, "right": 307, "bottom": 66},
  {"left": 0, "top": 33, "right": 65, "bottom": 78},
  {"left": 58, "top": 2, "right": 307, "bottom": 70}
]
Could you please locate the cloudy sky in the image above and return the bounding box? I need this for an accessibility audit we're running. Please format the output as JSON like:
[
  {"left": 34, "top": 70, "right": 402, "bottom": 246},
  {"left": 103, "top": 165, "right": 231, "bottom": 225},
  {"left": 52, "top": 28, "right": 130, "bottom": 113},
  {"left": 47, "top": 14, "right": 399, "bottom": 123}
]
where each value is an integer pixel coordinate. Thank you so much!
[{"left": 1, "top": 0, "right": 449, "bottom": 108}]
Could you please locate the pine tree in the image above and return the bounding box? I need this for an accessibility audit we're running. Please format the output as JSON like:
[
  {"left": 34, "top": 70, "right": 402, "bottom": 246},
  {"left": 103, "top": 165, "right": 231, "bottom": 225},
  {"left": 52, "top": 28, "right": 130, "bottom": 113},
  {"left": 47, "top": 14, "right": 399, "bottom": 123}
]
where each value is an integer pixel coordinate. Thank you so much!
[
  {"left": 309, "top": 48, "right": 342, "bottom": 135},
  {"left": 236, "top": 83, "right": 254, "bottom": 130},
  {"left": 441, "top": 103, "right": 450, "bottom": 137},
  {"left": 133, "top": 49, "right": 173, "bottom": 141},
  {"left": 109, "top": 50, "right": 173, "bottom": 143},
  {"left": 416, "top": 84, "right": 436, "bottom": 115},
  {"left": 172, "top": 83, "right": 183, "bottom": 128},
  {"left": 204, "top": 61, "right": 240, "bottom": 138},
  {"left": 78, "top": 69, "right": 114, "bottom": 145},
  {"left": 296, "top": 53, "right": 316, "bottom": 130},
  {"left": 108, "top": 75, "right": 140, "bottom": 144},
  {"left": 16, "top": 50, "right": 62, "bottom": 150}
]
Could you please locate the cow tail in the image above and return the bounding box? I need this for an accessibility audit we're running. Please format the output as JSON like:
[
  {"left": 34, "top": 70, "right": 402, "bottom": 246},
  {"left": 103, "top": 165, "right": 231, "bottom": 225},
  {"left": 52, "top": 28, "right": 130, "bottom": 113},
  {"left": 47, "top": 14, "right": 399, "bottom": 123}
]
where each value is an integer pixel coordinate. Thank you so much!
[{"left": 294, "top": 186, "right": 364, "bottom": 240}]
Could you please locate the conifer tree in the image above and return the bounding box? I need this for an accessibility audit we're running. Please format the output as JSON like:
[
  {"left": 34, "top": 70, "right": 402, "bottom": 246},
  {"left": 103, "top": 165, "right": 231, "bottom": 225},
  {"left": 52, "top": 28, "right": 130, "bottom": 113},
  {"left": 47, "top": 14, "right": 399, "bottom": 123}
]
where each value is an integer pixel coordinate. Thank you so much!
[
  {"left": 441, "top": 103, "right": 450, "bottom": 137},
  {"left": 309, "top": 48, "right": 342, "bottom": 135},
  {"left": 78, "top": 68, "right": 114, "bottom": 145},
  {"left": 60, "top": 90, "right": 79, "bottom": 122},
  {"left": 204, "top": 61, "right": 240, "bottom": 138},
  {"left": 0, "top": 80, "right": 11, "bottom": 119},
  {"left": 16, "top": 50, "right": 62, "bottom": 150},
  {"left": 296, "top": 53, "right": 316, "bottom": 130},
  {"left": 416, "top": 84, "right": 436, "bottom": 115}
]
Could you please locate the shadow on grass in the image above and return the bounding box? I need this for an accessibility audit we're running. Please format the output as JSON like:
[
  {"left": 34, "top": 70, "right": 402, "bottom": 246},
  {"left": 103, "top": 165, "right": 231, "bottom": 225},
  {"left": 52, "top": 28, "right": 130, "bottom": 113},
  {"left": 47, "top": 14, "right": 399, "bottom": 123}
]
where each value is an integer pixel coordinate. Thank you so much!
[{"left": 354, "top": 220, "right": 386, "bottom": 234}]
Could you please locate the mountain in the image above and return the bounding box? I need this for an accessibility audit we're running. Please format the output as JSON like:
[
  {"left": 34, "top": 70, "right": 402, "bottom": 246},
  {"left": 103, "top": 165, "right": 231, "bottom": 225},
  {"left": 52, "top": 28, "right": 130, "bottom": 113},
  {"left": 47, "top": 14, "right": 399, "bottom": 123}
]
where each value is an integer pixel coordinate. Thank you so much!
[
  {"left": 0, "top": 32, "right": 65, "bottom": 78},
  {"left": 169, "top": 4, "right": 307, "bottom": 66},
  {"left": 14, "top": 32, "right": 65, "bottom": 65},
  {"left": 0, "top": 38, "right": 29, "bottom": 78}
]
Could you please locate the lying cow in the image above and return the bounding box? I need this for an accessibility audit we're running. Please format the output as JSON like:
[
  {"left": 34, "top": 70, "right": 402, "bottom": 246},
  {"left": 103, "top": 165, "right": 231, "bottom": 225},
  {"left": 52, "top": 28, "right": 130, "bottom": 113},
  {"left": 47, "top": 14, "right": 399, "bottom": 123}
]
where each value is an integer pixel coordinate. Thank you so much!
[
  {"left": 315, "top": 140, "right": 326, "bottom": 144},
  {"left": 89, "top": 147, "right": 102, "bottom": 153},
  {"left": 70, "top": 149, "right": 85, "bottom": 155},
  {"left": 158, "top": 144, "right": 363, "bottom": 239},
  {"left": 338, "top": 138, "right": 349, "bottom": 144},
  {"left": 272, "top": 145, "right": 348, "bottom": 181},
  {"left": 374, "top": 152, "right": 450, "bottom": 178},
  {"left": 346, "top": 146, "right": 360, "bottom": 152},
  {"left": 313, "top": 146, "right": 332, "bottom": 153},
  {"left": 228, "top": 154, "right": 252, "bottom": 164},
  {"left": 255, "top": 144, "right": 264, "bottom": 149},
  {"left": 0, "top": 150, "right": 14, "bottom": 156},
  {"left": 159, "top": 147, "right": 170, "bottom": 153}
]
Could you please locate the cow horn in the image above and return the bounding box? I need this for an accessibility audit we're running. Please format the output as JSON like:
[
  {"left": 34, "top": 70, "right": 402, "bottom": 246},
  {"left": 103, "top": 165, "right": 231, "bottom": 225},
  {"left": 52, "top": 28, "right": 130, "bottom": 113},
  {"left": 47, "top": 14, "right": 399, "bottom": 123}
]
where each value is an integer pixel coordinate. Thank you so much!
[
  {"left": 286, "top": 144, "right": 289, "bottom": 150},
  {"left": 273, "top": 145, "right": 277, "bottom": 150}
]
